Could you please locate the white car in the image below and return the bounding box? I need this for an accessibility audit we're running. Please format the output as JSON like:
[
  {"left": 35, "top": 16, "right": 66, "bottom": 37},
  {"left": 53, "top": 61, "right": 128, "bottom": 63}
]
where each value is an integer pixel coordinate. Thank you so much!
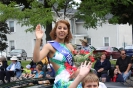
[{"left": 7, "top": 49, "right": 27, "bottom": 60}]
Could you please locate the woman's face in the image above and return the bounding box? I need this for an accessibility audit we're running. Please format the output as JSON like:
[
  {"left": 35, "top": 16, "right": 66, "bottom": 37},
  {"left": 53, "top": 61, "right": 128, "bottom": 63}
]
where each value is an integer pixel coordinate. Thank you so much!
[
  {"left": 101, "top": 54, "right": 106, "bottom": 60},
  {"left": 114, "top": 69, "right": 118, "bottom": 75},
  {"left": 55, "top": 22, "right": 68, "bottom": 40},
  {"left": 11, "top": 60, "right": 16, "bottom": 63},
  {"left": 81, "top": 42, "right": 86, "bottom": 46},
  {"left": 84, "top": 82, "right": 98, "bottom": 88}
]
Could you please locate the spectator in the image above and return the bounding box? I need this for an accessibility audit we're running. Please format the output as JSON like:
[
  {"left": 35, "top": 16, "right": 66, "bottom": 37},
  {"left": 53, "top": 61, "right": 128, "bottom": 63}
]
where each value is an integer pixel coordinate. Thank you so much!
[
  {"left": 116, "top": 50, "right": 132, "bottom": 81},
  {"left": 79, "top": 39, "right": 91, "bottom": 52},
  {"left": 5, "top": 56, "right": 21, "bottom": 83},
  {"left": 109, "top": 68, "right": 124, "bottom": 82},
  {"left": 0, "top": 56, "right": 8, "bottom": 83},
  {"left": 22, "top": 64, "right": 31, "bottom": 79},
  {"left": 94, "top": 52, "right": 111, "bottom": 82},
  {"left": 28, "top": 64, "right": 45, "bottom": 85},
  {"left": 29, "top": 60, "right": 36, "bottom": 71},
  {"left": 46, "top": 63, "right": 55, "bottom": 78},
  {"left": 29, "top": 64, "right": 44, "bottom": 78}
]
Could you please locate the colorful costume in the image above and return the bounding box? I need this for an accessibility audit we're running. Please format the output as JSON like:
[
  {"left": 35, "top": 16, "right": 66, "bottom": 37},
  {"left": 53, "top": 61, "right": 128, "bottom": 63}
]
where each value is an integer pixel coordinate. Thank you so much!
[{"left": 49, "top": 41, "right": 81, "bottom": 88}]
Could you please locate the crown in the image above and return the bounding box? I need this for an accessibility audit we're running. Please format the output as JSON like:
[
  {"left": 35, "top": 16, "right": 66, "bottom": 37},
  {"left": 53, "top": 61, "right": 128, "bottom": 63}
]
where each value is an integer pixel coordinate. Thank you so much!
[{"left": 56, "top": 14, "right": 66, "bottom": 22}]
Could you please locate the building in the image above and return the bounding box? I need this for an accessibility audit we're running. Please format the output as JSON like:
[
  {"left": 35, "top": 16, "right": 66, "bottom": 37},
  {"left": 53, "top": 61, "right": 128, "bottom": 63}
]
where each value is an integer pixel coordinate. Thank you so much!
[{"left": 5, "top": 17, "right": 132, "bottom": 58}]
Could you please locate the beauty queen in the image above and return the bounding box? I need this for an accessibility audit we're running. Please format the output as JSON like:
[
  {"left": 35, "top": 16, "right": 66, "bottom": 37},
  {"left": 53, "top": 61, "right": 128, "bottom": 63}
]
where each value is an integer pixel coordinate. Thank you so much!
[{"left": 33, "top": 19, "right": 84, "bottom": 88}]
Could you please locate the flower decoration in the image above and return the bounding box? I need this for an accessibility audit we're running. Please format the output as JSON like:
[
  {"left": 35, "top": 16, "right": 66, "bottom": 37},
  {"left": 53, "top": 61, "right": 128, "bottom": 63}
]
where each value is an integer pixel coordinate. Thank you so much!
[{"left": 73, "top": 50, "right": 95, "bottom": 66}]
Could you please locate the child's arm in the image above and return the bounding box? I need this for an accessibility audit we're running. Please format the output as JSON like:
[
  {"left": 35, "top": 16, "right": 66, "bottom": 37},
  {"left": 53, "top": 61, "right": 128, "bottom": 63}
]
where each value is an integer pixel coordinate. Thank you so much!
[{"left": 69, "top": 61, "right": 92, "bottom": 88}]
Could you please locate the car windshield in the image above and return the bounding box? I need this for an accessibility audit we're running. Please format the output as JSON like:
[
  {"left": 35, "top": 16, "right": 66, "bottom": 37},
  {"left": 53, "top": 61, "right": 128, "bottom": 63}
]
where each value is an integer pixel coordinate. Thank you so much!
[
  {"left": 11, "top": 49, "right": 22, "bottom": 53},
  {"left": 96, "top": 47, "right": 109, "bottom": 50},
  {"left": 125, "top": 46, "right": 133, "bottom": 49}
]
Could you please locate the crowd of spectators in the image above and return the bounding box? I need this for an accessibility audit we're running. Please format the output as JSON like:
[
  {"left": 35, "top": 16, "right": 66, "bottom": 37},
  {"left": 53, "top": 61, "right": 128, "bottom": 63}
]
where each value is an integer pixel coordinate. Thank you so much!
[{"left": 0, "top": 55, "right": 55, "bottom": 85}]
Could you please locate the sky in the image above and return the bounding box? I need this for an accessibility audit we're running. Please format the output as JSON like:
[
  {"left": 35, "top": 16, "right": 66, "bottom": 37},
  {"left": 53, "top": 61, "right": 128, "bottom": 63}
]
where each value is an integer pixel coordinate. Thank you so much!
[
  {"left": 75, "top": 0, "right": 81, "bottom": 3},
  {"left": 73, "top": 0, "right": 81, "bottom": 9}
]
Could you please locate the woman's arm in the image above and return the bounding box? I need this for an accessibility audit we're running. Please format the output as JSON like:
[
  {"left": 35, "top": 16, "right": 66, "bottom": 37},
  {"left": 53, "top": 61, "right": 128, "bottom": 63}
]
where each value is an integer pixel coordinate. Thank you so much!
[{"left": 33, "top": 24, "right": 51, "bottom": 63}]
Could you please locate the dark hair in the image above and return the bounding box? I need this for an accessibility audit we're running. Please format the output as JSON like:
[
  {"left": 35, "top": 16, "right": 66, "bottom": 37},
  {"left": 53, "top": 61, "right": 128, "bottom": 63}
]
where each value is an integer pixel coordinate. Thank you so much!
[
  {"left": 109, "top": 67, "right": 118, "bottom": 79},
  {"left": 120, "top": 50, "right": 125, "bottom": 54},
  {"left": 50, "top": 20, "right": 72, "bottom": 43}
]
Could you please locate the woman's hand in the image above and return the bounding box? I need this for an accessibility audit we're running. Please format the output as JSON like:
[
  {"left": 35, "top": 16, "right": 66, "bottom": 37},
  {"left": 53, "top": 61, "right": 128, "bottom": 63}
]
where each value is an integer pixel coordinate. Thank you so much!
[{"left": 35, "top": 24, "right": 44, "bottom": 39}]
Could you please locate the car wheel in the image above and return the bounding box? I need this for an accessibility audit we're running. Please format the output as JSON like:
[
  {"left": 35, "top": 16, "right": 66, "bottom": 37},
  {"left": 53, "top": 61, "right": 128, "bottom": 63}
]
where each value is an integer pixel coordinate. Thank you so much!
[
  {"left": 24, "top": 57, "right": 27, "bottom": 60},
  {"left": 20, "top": 57, "right": 23, "bottom": 60}
]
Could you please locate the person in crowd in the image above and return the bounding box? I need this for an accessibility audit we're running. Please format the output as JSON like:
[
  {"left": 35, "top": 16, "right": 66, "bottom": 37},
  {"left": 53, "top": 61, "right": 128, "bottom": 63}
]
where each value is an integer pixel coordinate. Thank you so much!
[
  {"left": 28, "top": 64, "right": 45, "bottom": 85},
  {"left": 79, "top": 39, "right": 91, "bottom": 52},
  {"left": 109, "top": 67, "right": 124, "bottom": 82},
  {"left": 5, "top": 56, "right": 21, "bottom": 83},
  {"left": 22, "top": 64, "right": 31, "bottom": 79},
  {"left": 116, "top": 50, "right": 132, "bottom": 81},
  {"left": 94, "top": 52, "right": 111, "bottom": 82},
  {"left": 29, "top": 64, "right": 44, "bottom": 78},
  {"left": 46, "top": 63, "right": 55, "bottom": 78},
  {"left": 0, "top": 56, "right": 8, "bottom": 83},
  {"left": 29, "top": 60, "right": 36, "bottom": 72},
  {"left": 69, "top": 61, "right": 107, "bottom": 88},
  {"left": 33, "top": 20, "right": 83, "bottom": 87}
]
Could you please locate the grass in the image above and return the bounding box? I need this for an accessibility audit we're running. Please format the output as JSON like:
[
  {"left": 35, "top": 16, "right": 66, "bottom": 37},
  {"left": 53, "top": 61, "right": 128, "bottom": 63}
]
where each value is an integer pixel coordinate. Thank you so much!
[
  {"left": 7, "top": 59, "right": 116, "bottom": 68},
  {"left": 7, "top": 60, "right": 31, "bottom": 68}
]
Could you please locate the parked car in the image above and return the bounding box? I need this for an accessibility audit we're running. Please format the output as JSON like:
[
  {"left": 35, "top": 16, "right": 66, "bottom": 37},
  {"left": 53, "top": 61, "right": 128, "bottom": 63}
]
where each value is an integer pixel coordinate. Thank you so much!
[
  {"left": 94, "top": 46, "right": 121, "bottom": 59},
  {"left": 7, "top": 49, "right": 27, "bottom": 60},
  {"left": 74, "top": 44, "right": 96, "bottom": 51},
  {"left": 125, "top": 45, "right": 133, "bottom": 58}
]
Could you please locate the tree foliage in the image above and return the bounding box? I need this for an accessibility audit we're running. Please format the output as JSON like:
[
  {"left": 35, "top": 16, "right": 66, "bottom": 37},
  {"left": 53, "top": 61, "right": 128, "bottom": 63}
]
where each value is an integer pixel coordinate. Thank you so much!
[
  {"left": 0, "top": 0, "right": 79, "bottom": 41},
  {"left": 0, "top": 0, "right": 132, "bottom": 34},
  {"left": 76, "top": 0, "right": 133, "bottom": 29},
  {"left": 0, "top": 22, "right": 10, "bottom": 52}
]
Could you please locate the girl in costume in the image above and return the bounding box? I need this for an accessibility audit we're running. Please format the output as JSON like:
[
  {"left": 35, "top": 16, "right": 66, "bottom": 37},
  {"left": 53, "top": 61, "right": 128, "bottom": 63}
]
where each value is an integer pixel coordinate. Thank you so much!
[{"left": 33, "top": 20, "right": 82, "bottom": 87}]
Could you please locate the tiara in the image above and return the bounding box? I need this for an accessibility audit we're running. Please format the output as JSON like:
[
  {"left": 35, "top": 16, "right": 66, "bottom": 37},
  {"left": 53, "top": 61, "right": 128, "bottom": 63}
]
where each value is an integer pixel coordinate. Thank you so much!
[{"left": 56, "top": 14, "right": 67, "bottom": 22}]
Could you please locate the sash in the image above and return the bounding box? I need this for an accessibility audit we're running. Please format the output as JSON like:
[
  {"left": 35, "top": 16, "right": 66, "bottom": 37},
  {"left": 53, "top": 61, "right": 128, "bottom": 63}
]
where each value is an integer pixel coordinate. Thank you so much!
[{"left": 49, "top": 41, "right": 73, "bottom": 66}]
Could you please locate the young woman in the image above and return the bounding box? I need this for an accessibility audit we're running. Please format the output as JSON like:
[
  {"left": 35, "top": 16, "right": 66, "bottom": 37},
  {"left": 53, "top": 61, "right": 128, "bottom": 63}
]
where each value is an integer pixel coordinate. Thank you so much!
[
  {"left": 33, "top": 20, "right": 81, "bottom": 87},
  {"left": 109, "top": 68, "right": 124, "bottom": 82}
]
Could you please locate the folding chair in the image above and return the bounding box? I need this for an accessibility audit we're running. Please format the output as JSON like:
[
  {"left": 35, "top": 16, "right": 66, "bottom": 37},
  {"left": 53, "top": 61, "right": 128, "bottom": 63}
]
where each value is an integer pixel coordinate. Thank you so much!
[
  {"left": 10, "top": 66, "right": 23, "bottom": 82},
  {"left": 10, "top": 71, "right": 21, "bottom": 82}
]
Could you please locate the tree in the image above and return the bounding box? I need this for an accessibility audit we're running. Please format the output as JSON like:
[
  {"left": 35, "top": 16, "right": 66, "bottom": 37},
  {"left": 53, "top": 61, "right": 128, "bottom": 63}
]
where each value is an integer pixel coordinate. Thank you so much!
[
  {"left": 76, "top": 0, "right": 133, "bottom": 28},
  {"left": 0, "top": 22, "right": 10, "bottom": 54},
  {"left": 0, "top": 0, "right": 79, "bottom": 41}
]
